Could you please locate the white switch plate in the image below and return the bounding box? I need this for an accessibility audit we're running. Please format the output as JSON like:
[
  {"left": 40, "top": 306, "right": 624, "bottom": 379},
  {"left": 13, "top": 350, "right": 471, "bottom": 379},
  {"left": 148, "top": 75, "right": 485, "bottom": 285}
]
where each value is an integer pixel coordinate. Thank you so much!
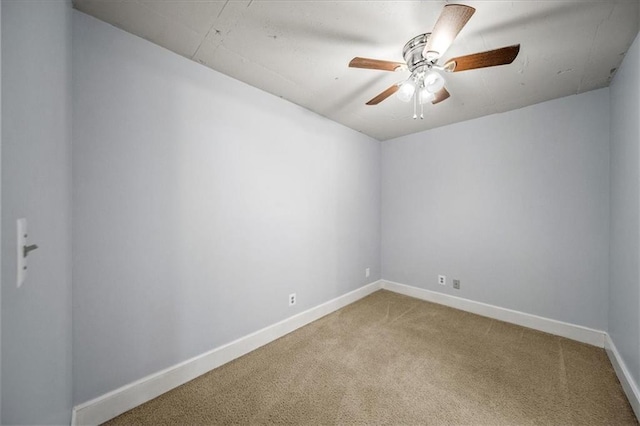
[
  {"left": 438, "top": 275, "right": 446, "bottom": 286},
  {"left": 17, "top": 218, "right": 27, "bottom": 288}
]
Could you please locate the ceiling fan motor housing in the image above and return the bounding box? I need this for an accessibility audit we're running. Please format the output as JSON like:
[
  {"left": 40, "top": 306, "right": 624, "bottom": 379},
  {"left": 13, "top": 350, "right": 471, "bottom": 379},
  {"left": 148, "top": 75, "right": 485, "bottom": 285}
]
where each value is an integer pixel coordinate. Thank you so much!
[{"left": 403, "top": 33, "right": 433, "bottom": 72}]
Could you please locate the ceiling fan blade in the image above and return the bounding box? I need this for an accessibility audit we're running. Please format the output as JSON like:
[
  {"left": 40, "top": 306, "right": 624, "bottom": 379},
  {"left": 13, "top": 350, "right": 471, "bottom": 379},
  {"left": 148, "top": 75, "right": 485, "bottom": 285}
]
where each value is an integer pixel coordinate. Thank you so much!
[
  {"left": 349, "top": 57, "right": 406, "bottom": 72},
  {"left": 423, "top": 4, "right": 476, "bottom": 61},
  {"left": 444, "top": 44, "right": 521, "bottom": 72},
  {"left": 432, "top": 87, "right": 450, "bottom": 104},
  {"left": 366, "top": 84, "right": 400, "bottom": 105}
]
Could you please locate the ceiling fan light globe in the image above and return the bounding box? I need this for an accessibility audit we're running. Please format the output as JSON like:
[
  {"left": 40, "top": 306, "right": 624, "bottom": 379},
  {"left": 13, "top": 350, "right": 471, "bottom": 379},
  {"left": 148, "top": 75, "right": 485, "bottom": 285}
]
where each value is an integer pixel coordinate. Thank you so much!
[
  {"left": 424, "top": 72, "right": 438, "bottom": 85},
  {"left": 419, "top": 87, "right": 435, "bottom": 104},
  {"left": 396, "top": 80, "right": 416, "bottom": 102},
  {"left": 426, "top": 73, "right": 445, "bottom": 93}
]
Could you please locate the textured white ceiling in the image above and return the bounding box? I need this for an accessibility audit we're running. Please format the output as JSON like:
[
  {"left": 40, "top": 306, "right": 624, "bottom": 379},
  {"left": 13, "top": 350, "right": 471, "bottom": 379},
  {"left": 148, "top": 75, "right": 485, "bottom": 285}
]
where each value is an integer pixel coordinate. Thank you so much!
[{"left": 73, "top": 0, "right": 639, "bottom": 141}]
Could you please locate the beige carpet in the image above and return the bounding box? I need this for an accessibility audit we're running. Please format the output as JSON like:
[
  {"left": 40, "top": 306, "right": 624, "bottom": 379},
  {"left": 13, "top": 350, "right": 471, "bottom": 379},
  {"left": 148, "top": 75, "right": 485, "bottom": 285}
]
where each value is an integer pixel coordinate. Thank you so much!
[{"left": 105, "top": 290, "right": 638, "bottom": 425}]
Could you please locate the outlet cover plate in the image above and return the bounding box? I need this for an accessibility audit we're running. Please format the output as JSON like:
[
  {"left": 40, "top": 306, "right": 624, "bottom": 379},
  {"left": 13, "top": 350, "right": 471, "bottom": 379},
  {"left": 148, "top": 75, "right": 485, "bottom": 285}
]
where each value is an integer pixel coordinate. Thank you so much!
[
  {"left": 453, "top": 279, "right": 460, "bottom": 289},
  {"left": 289, "top": 293, "right": 296, "bottom": 306},
  {"left": 438, "top": 275, "right": 446, "bottom": 286}
]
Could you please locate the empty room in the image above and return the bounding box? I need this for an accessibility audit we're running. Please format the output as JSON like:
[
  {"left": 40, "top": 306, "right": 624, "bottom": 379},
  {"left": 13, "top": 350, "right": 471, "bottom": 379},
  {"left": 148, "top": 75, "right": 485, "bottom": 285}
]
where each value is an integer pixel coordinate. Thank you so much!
[{"left": 1, "top": 0, "right": 640, "bottom": 424}]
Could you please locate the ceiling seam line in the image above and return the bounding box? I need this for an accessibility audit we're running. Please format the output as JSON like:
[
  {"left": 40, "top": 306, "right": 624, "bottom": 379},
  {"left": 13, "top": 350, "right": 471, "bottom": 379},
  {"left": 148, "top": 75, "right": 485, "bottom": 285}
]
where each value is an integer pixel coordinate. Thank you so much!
[{"left": 191, "top": 0, "right": 231, "bottom": 59}]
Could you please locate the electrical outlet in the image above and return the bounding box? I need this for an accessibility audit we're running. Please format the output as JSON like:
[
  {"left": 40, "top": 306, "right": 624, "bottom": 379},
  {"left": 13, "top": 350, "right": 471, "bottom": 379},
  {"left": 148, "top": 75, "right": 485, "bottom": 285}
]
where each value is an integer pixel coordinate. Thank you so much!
[
  {"left": 365, "top": 267, "right": 370, "bottom": 278},
  {"left": 453, "top": 279, "right": 460, "bottom": 290},
  {"left": 289, "top": 293, "right": 296, "bottom": 306},
  {"left": 438, "top": 275, "right": 446, "bottom": 286}
]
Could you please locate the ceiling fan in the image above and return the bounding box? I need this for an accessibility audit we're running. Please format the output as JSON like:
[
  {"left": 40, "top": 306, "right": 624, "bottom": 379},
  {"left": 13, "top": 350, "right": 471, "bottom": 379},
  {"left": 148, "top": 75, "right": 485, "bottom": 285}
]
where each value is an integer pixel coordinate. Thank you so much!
[{"left": 349, "top": 4, "right": 520, "bottom": 119}]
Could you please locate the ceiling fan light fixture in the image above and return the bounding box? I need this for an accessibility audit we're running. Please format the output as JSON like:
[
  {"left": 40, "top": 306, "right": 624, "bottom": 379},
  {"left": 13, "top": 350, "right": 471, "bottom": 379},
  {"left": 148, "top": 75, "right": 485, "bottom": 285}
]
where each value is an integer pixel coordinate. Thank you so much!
[
  {"left": 349, "top": 3, "right": 519, "bottom": 113},
  {"left": 396, "top": 79, "right": 416, "bottom": 102},
  {"left": 425, "top": 72, "right": 445, "bottom": 93},
  {"left": 419, "top": 87, "right": 435, "bottom": 104}
]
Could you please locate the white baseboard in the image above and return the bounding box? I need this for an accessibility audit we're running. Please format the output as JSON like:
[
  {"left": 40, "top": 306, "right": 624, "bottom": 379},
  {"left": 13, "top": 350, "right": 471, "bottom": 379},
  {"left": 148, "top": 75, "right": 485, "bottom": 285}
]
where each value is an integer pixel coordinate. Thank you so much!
[
  {"left": 72, "top": 280, "right": 382, "bottom": 426},
  {"left": 72, "top": 279, "right": 619, "bottom": 425},
  {"left": 381, "top": 280, "right": 606, "bottom": 347},
  {"left": 605, "top": 334, "right": 640, "bottom": 420}
]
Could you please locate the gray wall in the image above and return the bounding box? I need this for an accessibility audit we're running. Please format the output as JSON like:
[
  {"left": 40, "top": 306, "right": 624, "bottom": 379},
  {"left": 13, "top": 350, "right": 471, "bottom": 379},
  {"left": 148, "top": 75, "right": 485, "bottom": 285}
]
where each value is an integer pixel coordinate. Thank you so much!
[
  {"left": 1, "top": 1, "right": 73, "bottom": 424},
  {"left": 609, "top": 32, "right": 640, "bottom": 388},
  {"left": 0, "top": 3, "right": 3, "bottom": 421},
  {"left": 72, "top": 11, "right": 381, "bottom": 404},
  {"left": 381, "top": 89, "right": 610, "bottom": 330}
]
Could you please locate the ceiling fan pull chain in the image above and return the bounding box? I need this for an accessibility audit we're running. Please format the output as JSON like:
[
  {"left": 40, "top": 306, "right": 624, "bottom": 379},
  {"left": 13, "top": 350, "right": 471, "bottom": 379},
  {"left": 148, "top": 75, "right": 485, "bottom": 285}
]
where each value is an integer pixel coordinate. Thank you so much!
[
  {"left": 413, "top": 93, "right": 418, "bottom": 119},
  {"left": 420, "top": 102, "right": 424, "bottom": 120}
]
